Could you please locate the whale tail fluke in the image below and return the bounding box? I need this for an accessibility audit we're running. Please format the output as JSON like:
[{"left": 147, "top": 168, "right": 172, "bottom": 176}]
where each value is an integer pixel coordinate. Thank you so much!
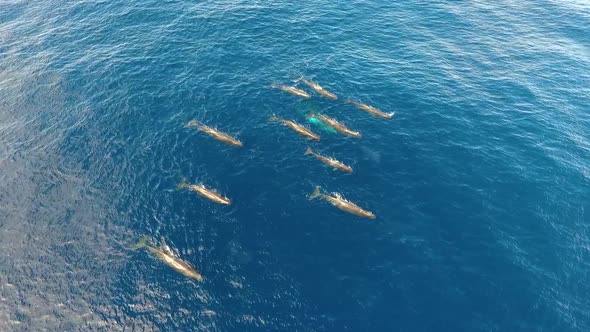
[
  {"left": 177, "top": 178, "right": 189, "bottom": 190},
  {"left": 305, "top": 147, "right": 313, "bottom": 155},
  {"left": 129, "top": 236, "right": 149, "bottom": 251},
  {"left": 269, "top": 114, "right": 280, "bottom": 122},
  {"left": 308, "top": 186, "right": 323, "bottom": 200},
  {"left": 184, "top": 119, "right": 200, "bottom": 128}
]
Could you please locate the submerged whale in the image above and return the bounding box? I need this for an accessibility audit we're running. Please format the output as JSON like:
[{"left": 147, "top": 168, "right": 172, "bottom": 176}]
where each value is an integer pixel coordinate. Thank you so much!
[
  {"left": 305, "top": 148, "right": 352, "bottom": 173},
  {"left": 310, "top": 112, "right": 361, "bottom": 138},
  {"left": 270, "top": 114, "right": 320, "bottom": 141},
  {"left": 177, "top": 178, "right": 232, "bottom": 205},
  {"left": 301, "top": 79, "right": 337, "bottom": 100},
  {"left": 345, "top": 99, "right": 394, "bottom": 119},
  {"left": 308, "top": 186, "right": 376, "bottom": 219},
  {"left": 271, "top": 82, "right": 311, "bottom": 99},
  {"left": 185, "top": 119, "right": 243, "bottom": 147},
  {"left": 130, "top": 236, "right": 203, "bottom": 281}
]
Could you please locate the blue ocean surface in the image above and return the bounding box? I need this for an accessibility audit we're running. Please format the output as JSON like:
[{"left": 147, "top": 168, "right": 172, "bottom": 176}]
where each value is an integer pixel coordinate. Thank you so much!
[{"left": 1, "top": 1, "right": 589, "bottom": 331}]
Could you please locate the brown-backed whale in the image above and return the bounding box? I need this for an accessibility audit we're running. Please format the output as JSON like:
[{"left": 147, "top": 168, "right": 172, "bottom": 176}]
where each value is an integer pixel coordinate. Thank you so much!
[{"left": 308, "top": 186, "right": 375, "bottom": 219}]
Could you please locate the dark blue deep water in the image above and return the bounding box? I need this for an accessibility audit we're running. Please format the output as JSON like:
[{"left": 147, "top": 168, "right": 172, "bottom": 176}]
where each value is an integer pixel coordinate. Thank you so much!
[{"left": 1, "top": 1, "right": 589, "bottom": 331}]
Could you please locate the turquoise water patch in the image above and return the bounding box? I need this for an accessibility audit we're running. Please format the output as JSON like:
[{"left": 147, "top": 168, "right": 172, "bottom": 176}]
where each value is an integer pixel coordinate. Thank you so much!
[{"left": 307, "top": 115, "right": 338, "bottom": 134}]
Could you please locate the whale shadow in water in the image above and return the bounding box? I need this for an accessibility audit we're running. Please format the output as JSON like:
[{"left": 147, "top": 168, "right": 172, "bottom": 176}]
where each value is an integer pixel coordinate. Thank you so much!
[{"left": 360, "top": 146, "right": 381, "bottom": 165}]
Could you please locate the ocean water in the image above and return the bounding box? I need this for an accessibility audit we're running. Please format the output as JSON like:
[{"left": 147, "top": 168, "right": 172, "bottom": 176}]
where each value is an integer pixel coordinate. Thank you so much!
[{"left": 1, "top": 0, "right": 589, "bottom": 331}]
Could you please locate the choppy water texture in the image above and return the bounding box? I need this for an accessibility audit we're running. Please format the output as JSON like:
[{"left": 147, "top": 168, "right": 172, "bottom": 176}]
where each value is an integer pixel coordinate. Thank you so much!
[{"left": 1, "top": 1, "right": 589, "bottom": 331}]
